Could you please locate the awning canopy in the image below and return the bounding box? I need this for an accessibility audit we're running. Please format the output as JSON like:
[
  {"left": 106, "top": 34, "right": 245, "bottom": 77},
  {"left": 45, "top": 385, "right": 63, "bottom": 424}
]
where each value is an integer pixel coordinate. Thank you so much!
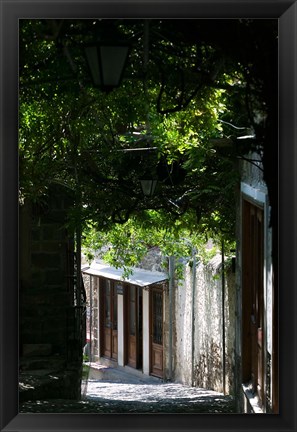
[{"left": 82, "top": 260, "right": 168, "bottom": 288}]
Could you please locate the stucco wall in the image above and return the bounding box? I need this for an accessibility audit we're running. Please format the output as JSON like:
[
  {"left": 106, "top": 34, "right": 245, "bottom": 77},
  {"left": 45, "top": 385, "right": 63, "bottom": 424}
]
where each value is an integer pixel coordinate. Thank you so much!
[
  {"left": 172, "top": 266, "right": 193, "bottom": 385},
  {"left": 173, "top": 256, "right": 236, "bottom": 394}
]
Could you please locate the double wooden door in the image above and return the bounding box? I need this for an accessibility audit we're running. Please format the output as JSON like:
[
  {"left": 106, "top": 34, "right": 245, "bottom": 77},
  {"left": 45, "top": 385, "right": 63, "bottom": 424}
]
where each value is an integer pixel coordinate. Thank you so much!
[{"left": 100, "top": 279, "right": 118, "bottom": 360}]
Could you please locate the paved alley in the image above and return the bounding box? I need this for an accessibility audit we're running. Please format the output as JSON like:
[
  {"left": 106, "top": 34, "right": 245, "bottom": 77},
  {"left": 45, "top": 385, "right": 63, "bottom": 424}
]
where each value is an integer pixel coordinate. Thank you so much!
[{"left": 20, "top": 363, "right": 236, "bottom": 414}]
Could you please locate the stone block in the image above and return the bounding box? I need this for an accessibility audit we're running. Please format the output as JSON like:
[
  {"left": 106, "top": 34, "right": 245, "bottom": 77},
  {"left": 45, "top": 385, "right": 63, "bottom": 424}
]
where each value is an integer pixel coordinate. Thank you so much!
[
  {"left": 42, "top": 225, "right": 64, "bottom": 241},
  {"left": 31, "top": 271, "right": 45, "bottom": 286},
  {"left": 38, "top": 241, "right": 63, "bottom": 252},
  {"left": 31, "top": 228, "right": 41, "bottom": 241},
  {"left": 22, "top": 293, "right": 49, "bottom": 306},
  {"left": 31, "top": 242, "right": 41, "bottom": 252},
  {"left": 23, "top": 343, "right": 52, "bottom": 357},
  {"left": 44, "top": 270, "right": 65, "bottom": 285},
  {"left": 31, "top": 252, "right": 61, "bottom": 269}
]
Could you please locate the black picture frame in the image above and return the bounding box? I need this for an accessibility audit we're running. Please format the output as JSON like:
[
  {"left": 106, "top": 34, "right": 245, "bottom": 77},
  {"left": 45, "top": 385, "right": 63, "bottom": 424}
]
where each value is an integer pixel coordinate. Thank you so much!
[{"left": 1, "top": 1, "right": 296, "bottom": 431}]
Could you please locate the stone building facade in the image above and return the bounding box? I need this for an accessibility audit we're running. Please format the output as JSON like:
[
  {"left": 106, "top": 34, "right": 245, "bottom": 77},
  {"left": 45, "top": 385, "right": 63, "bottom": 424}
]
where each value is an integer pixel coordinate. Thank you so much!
[{"left": 83, "top": 248, "right": 236, "bottom": 397}]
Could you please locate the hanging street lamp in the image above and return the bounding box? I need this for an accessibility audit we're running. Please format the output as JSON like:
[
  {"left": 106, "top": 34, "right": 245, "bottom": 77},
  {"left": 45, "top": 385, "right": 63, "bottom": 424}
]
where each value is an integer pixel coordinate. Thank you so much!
[
  {"left": 84, "top": 42, "right": 130, "bottom": 92},
  {"left": 139, "top": 175, "right": 158, "bottom": 197}
]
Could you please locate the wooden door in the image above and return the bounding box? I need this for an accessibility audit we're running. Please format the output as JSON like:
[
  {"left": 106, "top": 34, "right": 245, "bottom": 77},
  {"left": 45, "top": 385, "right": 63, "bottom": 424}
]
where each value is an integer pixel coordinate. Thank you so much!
[
  {"left": 242, "top": 200, "right": 264, "bottom": 404},
  {"left": 150, "top": 287, "right": 163, "bottom": 378},
  {"left": 254, "top": 207, "right": 264, "bottom": 403},
  {"left": 111, "top": 282, "right": 118, "bottom": 360},
  {"left": 125, "top": 285, "right": 142, "bottom": 369},
  {"left": 102, "top": 280, "right": 118, "bottom": 360}
]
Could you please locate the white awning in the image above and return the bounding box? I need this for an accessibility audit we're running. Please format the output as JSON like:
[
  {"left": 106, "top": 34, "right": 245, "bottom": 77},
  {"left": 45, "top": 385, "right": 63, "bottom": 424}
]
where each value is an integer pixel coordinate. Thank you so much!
[{"left": 82, "top": 260, "right": 168, "bottom": 288}]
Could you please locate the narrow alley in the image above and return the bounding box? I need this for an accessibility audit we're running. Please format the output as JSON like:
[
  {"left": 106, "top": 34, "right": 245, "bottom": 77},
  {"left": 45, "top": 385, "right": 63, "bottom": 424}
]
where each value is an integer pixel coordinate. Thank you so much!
[{"left": 20, "top": 363, "right": 236, "bottom": 414}]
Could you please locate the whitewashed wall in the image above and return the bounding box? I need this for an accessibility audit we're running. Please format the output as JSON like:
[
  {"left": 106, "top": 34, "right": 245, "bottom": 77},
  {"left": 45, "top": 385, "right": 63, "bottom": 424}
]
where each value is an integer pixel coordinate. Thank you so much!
[
  {"left": 173, "top": 266, "right": 193, "bottom": 385},
  {"left": 173, "top": 256, "right": 236, "bottom": 394}
]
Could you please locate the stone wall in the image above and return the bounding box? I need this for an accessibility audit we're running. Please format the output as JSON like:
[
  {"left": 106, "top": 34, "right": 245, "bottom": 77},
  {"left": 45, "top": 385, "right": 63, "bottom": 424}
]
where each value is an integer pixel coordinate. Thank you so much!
[
  {"left": 19, "top": 183, "right": 85, "bottom": 401},
  {"left": 173, "top": 255, "right": 236, "bottom": 394},
  {"left": 138, "top": 246, "right": 166, "bottom": 272},
  {"left": 82, "top": 247, "right": 236, "bottom": 394}
]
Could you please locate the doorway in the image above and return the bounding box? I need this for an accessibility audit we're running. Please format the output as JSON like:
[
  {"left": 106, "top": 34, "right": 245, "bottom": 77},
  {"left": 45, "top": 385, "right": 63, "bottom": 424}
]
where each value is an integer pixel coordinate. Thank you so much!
[
  {"left": 150, "top": 286, "right": 164, "bottom": 378},
  {"left": 242, "top": 199, "right": 265, "bottom": 405},
  {"left": 100, "top": 279, "right": 118, "bottom": 361},
  {"left": 125, "top": 285, "right": 143, "bottom": 369}
]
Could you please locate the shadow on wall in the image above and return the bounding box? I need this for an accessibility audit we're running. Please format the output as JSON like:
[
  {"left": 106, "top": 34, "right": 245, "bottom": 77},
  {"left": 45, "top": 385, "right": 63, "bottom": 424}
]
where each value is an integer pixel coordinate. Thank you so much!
[{"left": 194, "top": 341, "right": 223, "bottom": 392}]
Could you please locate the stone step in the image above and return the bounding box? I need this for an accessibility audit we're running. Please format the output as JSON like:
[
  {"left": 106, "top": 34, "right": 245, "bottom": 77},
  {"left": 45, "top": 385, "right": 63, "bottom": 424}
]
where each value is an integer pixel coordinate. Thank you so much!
[{"left": 87, "top": 362, "right": 162, "bottom": 384}]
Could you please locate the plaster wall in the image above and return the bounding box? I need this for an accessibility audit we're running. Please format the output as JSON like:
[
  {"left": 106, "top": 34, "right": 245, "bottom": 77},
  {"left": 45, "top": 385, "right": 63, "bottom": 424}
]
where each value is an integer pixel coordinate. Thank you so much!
[
  {"left": 240, "top": 152, "right": 267, "bottom": 192},
  {"left": 173, "top": 256, "right": 236, "bottom": 394},
  {"left": 173, "top": 267, "right": 193, "bottom": 385}
]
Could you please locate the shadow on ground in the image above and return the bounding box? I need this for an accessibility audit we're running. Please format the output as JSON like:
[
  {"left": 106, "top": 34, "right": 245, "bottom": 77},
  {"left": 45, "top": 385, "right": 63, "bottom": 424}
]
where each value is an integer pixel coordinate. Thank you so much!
[{"left": 19, "top": 362, "right": 237, "bottom": 413}]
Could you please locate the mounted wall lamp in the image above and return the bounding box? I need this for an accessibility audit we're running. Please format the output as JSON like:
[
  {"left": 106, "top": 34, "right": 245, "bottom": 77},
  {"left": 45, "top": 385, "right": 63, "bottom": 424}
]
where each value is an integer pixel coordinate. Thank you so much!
[{"left": 84, "top": 43, "right": 130, "bottom": 92}]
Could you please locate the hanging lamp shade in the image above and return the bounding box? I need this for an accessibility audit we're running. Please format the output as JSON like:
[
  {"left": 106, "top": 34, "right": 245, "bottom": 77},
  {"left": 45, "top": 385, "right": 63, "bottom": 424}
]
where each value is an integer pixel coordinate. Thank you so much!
[
  {"left": 84, "top": 43, "right": 130, "bottom": 92},
  {"left": 140, "top": 176, "right": 158, "bottom": 197}
]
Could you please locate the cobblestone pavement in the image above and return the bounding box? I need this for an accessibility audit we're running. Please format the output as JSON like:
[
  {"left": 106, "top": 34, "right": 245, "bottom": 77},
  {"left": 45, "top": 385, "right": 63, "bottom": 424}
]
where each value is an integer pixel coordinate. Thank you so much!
[
  {"left": 20, "top": 396, "right": 235, "bottom": 413},
  {"left": 20, "top": 376, "right": 236, "bottom": 413}
]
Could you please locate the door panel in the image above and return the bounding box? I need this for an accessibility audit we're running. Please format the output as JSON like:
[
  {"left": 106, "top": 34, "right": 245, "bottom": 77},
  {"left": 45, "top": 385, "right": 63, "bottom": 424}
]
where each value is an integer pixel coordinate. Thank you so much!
[
  {"left": 112, "top": 331, "right": 118, "bottom": 360},
  {"left": 104, "top": 328, "right": 111, "bottom": 357},
  {"left": 151, "top": 343, "right": 163, "bottom": 376},
  {"left": 103, "top": 281, "right": 112, "bottom": 357},
  {"left": 125, "top": 285, "right": 142, "bottom": 369},
  {"left": 127, "top": 285, "right": 137, "bottom": 367},
  {"left": 111, "top": 286, "right": 118, "bottom": 360},
  {"left": 242, "top": 199, "right": 264, "bottom": 405},
  {"left": 101, "top": 279, "right": 118, "bottom": 361},
  {"left": 128, "top": 335, "right": 137, "bottom": 367},
  {"left": 150, "top": 287, "right": 163, "bottom": 378}
]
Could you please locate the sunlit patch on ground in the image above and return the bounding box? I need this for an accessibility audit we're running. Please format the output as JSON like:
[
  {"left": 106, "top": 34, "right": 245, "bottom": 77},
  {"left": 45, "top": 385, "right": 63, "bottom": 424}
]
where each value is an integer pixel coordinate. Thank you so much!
[{"left": 20, "top": 379, "right": 236, "bottom": 413}]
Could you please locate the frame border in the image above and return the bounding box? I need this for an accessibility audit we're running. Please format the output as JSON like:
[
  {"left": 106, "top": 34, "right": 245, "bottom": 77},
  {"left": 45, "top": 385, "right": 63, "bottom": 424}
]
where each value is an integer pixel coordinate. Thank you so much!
[{"left": 1, "top": 1, "right": 296, "bottom": 431}]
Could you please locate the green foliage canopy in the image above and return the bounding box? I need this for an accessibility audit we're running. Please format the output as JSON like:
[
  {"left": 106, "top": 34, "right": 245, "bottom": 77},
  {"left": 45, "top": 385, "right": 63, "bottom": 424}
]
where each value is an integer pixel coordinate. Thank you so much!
[{"left": 19, "top": 19, "right": 277, "bottom": 269}]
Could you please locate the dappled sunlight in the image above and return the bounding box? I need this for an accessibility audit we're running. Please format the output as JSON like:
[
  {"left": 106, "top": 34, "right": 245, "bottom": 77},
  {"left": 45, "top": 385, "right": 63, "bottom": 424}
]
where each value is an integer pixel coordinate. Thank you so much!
[
  {"left": 20, "top": 376, "right": 235, "bottom": 413},
  {"left": 19, "top": 382, "right": 35, "bottom": 391},
  {"left": 86, "top": 379, "right": 232, "bottom": 405}
]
